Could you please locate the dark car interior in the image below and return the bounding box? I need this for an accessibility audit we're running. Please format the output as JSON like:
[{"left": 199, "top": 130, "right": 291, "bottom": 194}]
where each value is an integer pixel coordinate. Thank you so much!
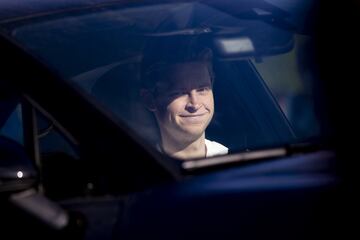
[{"left": 90, "top": 56, "right": 297, "bottom": 153}]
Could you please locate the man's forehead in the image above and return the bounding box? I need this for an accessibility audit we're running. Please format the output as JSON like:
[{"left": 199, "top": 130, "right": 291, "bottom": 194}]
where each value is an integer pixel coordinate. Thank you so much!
[{"left": 156, "top": 61, "right": 212, "bottom": 89}]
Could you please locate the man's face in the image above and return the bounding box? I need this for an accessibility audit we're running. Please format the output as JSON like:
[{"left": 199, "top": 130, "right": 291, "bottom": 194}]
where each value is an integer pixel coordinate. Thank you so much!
[{"left": 153, "top": 62, "right": 214, "bottom": 142}]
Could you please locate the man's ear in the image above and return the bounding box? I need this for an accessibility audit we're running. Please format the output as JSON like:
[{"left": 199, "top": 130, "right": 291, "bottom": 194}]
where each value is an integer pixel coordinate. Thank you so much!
[{"left": 140, "top": 89, "right": 157, "bottom": 111}]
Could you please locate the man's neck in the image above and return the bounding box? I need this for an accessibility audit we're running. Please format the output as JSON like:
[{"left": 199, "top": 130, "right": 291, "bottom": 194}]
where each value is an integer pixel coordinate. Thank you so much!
[{"left": 161, "top": 134, "right": 206, "bottom": 159}]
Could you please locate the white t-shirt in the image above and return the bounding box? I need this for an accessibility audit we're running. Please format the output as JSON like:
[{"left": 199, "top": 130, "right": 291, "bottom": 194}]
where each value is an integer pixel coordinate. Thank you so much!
[
  {"left": 156, "top": 139, "right": 228, "bottom": 158},
  {"left": 205, "top": 139, "right": 228, "bottom": 157}
]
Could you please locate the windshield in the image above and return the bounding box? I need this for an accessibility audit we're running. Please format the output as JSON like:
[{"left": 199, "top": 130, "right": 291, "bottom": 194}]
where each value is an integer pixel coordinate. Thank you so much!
[{"left": 6, "top": 1, "right": 327, "bottom": 160}]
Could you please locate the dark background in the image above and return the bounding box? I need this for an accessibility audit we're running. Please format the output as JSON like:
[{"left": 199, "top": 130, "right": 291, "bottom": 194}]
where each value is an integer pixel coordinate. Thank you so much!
[{"left": 314, "top": 1, "right": 360, "bottom": 238}]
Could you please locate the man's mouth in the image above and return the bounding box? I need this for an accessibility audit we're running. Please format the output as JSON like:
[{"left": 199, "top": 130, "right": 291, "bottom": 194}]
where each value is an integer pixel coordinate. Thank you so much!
[
  {"left": 179, "top": 113, "right": 208, "bottom": 124},
  {"left": 179, "top": 113, "right": 207, "bottom": 118},
  {"left": 180, "top": 114, "right": 204, "bottom": 117}
]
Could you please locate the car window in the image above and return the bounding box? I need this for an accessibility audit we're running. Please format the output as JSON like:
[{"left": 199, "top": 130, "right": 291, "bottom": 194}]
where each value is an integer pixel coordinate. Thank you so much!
[
  {"left": 33, "top": 110, "right": 89, "bottom": 200},
  {"left": 251, "top": 35, "right": 321, "bottom": 139},
  {"left": 6, "top": 1, "right": 326, "bottom": 160},
  {"left": 36, "top": 111, "right": 79, "bottom": 160},
  {"left": 0, "top": 103, "right": 23, "bottom": 145},
  {"left": 0, "top": 97, "right": 85, "bottom": 199}
]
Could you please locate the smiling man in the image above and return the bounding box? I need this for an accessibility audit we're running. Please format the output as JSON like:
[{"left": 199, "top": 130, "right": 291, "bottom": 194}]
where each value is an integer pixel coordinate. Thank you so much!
[{"left": 141, "top": 45, "right": 228, "bottom": 159}]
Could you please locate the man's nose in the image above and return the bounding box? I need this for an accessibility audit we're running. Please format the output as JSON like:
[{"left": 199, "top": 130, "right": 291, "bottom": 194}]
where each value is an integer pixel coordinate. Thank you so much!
[{"left": 185, "top": 90, "right": 201, "bottom": 112}]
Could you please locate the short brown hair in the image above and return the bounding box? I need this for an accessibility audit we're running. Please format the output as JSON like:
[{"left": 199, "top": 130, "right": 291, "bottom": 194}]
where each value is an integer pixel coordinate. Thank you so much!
[{"left": 141, "top": 36, "right": 215, "bottom": 90}]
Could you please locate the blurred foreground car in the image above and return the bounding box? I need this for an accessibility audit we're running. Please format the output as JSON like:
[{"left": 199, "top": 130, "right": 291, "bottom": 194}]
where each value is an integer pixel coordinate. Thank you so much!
[{"left": 0, "top": 0, "right": 351, "bottom": 239}]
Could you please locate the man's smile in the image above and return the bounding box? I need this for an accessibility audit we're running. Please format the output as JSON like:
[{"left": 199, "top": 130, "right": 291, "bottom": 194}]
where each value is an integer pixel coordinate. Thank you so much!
[
  {"left": 179, "top": 113, "right": 207, "bottom": 117},
  {"left": 179, "top": 113, "right": 209, "bottom": 124}
]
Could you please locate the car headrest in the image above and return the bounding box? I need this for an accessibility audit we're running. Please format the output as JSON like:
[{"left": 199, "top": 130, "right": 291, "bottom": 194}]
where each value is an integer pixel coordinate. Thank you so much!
[{"left": 91, "top": 63, "right": 160, "bottom": 146}]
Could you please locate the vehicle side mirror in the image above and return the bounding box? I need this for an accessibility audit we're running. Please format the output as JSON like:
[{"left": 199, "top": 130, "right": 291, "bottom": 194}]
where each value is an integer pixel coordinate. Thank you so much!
[
  {"left": 0, "top": 136, "right": 37, "bottom": 194},
  {"left": 0, "top": 136, "right": 84, "bottom": 233}
]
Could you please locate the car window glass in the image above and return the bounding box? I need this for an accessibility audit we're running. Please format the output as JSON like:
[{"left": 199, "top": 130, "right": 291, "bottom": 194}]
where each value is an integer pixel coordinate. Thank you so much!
[
  {"left": 36, "top": 111, "right": 79, "bottom": 159},
  {"left": 35, "top": 111, "right": 85, "bottom": 200},
  {"left": 0, "top": 104, "right": 23, "bottom": 145},
  {"left": 251, "top": 35, "right": 321, "bottom": 139},
  {"left": 8, "top": 2, "right": 326, "bottom": 159}
]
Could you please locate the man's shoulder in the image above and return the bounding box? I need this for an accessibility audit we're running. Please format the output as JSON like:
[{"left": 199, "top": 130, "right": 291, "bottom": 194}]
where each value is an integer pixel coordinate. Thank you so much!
[{"left": 205, "top": 139, "right": 228, "bottom": 157}]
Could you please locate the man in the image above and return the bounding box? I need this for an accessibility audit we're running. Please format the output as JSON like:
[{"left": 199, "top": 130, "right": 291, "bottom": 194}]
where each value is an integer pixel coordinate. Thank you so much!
[{"left": 140, "top": 47, "right": 228, "bottom": 159}]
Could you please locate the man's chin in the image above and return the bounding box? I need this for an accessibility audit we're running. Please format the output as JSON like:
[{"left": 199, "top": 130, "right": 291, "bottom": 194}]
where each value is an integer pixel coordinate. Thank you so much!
[{"left": 179, "top": 127, "right": 206, "bottom": 139}]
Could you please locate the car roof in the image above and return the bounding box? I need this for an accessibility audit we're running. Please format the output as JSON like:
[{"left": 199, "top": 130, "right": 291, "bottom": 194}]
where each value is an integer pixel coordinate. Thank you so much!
[
  {"left": 0, "top": 0, "right": 124, "bottom": 22},
  {"left": 0, "top": 0, "right": 314, "bottom": 29},
  {"left": 0, "top": 0, "right": 192, "bottom": 22}
]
